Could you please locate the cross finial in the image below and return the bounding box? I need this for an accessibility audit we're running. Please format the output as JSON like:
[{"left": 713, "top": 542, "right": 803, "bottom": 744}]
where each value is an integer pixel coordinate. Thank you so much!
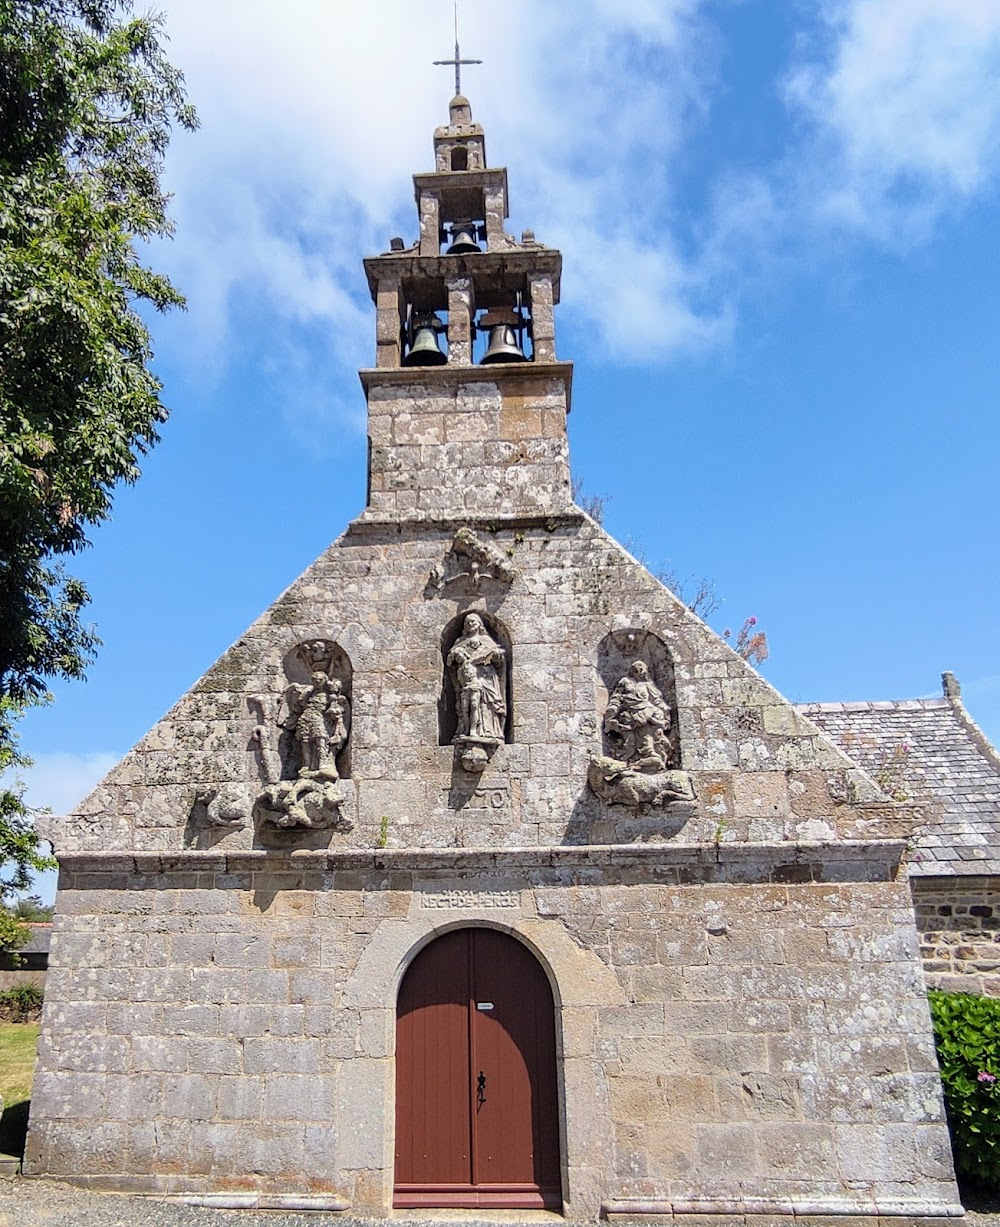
[{"left": 433, "top": 0, "right": 482, "bottom": 97}]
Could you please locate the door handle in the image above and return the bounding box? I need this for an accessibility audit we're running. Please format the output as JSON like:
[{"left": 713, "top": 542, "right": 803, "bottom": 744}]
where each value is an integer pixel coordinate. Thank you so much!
[{"left": 477, "top": 1070, "right": 487, "bottom": 1106}]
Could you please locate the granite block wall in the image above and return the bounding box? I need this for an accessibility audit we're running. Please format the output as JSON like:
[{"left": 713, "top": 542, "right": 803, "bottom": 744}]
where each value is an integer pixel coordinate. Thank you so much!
[{"left": 26, "top": 848, "right": 961, "bottom": 1221}]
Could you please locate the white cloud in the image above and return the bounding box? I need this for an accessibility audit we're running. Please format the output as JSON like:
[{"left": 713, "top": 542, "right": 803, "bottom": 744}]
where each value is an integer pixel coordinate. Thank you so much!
[
  {"left": 145, "top": 1, "right": 1000, "bottom": 386},
  {"left": 151, "top": 0, "right": 723, "bottom": 375},
  {"left": 5, "top": 751, "right": 119, "bottom": 818},
  {"left": 786, "top": 0, "right": 1000, "bottom": 236}
]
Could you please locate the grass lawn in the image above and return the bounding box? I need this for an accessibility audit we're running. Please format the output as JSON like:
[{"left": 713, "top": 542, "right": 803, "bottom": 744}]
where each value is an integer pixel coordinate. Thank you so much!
[{"left": 0, "top": 1021, "right": 40, "bottom": 1159}]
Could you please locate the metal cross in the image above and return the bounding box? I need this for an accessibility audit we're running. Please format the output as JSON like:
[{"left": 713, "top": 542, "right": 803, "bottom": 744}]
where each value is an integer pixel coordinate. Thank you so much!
[{"left": 433, "top": 0, "right": 482, "bottom": 96}]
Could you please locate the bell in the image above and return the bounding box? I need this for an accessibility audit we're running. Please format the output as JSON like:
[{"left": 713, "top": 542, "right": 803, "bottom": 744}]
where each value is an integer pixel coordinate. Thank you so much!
[
  {"left": 480, "top": 323, "right": 528, "bottom": 364},
  {"left": 403, "top": 323, "right": 447, "bottom": 367},
  {"left": 446, "top": 222, "right": 481, "bottom": 255}
]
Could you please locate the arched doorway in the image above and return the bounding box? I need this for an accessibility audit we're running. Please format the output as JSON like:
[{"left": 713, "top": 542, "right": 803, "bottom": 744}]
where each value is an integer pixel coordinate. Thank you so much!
[{"left": 394, "top": 927, "right": 562, "bottom": 1209}]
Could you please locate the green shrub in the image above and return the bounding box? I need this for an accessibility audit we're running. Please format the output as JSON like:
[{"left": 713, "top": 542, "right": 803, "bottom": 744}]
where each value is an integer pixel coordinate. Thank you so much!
[
  {"left": 0, "top": 983, "right": 43, "bottom": 1022},
  {"left": 929, "top": 989, "right": 1000, "bottom": 1187}
]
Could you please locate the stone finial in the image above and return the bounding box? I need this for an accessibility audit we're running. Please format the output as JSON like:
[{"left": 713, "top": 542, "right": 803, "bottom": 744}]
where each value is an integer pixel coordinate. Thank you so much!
[
  {"left": 450, "top": 95, "right": 473, "bottom": 126},
  {"left": 942, "top": 671, "right": 961, "bottom": 698}
]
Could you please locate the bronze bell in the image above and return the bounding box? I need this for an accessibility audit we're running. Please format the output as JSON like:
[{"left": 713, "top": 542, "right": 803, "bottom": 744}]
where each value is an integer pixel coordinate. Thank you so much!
[
  {"left": 446, "top": 222, "right": 482, "bottom": 255},
  {"left": 480, "top": 323, "right": 528, "bottom": 364},
  {"left": 403, "top": 316, "right": 447, "bottom": 366}
]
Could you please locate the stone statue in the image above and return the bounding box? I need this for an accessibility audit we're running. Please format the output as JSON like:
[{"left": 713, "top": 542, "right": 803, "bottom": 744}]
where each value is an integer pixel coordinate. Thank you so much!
[
  {"left": 588, "top": 660, "right": 694, "bottom": 810},
  {"left": 603, "top": 660, "right": 671, "bottom": 773},
  {"left": 446, "top": 613, "right": 507, "bottom": 771},
  {"left": 251, "top": 648, "right": 354, "bottom": 831},
  {"left": 448, "top": 614, "right": 506, "bottom": 743},
  {"left": 282, "top": 671, "right": 351, "bottom": 781}
]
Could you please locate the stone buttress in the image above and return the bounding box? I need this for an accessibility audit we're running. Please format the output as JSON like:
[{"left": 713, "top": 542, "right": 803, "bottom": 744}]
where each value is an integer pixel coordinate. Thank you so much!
[{"left": 27, "top": 95, "right": 963, "bottom": 1224}]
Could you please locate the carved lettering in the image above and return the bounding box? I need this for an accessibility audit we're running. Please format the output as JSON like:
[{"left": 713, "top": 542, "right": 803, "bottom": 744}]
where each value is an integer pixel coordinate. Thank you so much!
[
  {"left": 441, "top": 784, "right": 511, "bottom": 811},
  {"left": 467, "top": 787, "right": 510, "bottom": 810},
  {"left": 419, "top": 888, "right": 520, "bottom": 910}
]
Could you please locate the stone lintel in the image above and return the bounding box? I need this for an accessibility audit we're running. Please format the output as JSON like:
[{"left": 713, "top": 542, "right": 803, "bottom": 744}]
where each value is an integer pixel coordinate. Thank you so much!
[
  {"left": 55, "top": 839, "right": 906, "bottom": 883},
  {"left": 363, "top": 249, "right": 562, "bottom": 303},
  {"left": 359, "top": 359, "right": 573, "bottom": 408}
]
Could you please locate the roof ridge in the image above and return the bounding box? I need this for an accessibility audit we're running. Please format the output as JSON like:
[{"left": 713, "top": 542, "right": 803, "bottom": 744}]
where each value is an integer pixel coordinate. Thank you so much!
[{"left": 796, "top": 698, "right": 950, "bottom": 713}]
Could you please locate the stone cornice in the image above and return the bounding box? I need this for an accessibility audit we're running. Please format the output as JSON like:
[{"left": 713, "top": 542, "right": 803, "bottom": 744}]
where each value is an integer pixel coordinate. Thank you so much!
[
  {"left": 359, "top": 359, "right": 574, "bottom": 406},
  {"left": 56, "top": 839, "right": 906, "bottom": 883}
]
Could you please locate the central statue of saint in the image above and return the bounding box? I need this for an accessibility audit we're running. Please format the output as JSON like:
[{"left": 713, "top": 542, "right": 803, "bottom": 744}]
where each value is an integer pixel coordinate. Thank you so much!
[{"left": 447, "top": 613, "right": 507, "bottom": 743}]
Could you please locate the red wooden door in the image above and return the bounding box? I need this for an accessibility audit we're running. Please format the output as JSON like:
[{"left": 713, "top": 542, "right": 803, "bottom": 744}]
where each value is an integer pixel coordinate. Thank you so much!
[{"left": 394, "top": 928, "right": 562, "bottom": 1209}]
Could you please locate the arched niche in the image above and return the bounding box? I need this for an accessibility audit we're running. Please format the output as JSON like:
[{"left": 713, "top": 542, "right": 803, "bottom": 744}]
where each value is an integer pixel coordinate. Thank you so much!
[
  {"left": 596, "top": 628, "right": 680, "bottom": 769},
  {"left": 450, "top": 145, "right": 469, "bottom": 171},
  {"left": 278, "top": 638, "right": 354, "bottom": 780},
  {"left": 438, "top": 611, "right": 513, "bottom": 747}
]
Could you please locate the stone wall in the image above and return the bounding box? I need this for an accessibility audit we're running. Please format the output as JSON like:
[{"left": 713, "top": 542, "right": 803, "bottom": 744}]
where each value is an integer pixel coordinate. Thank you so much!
[
  {"left": 912, "top": 876, "right": 1000, "bottom": 998},
  {"left": 41, "top": 520, "right": 896, "bottom": 859},
  {"left": 26, "top": 846, "right": 960, "bottom": 1222}
]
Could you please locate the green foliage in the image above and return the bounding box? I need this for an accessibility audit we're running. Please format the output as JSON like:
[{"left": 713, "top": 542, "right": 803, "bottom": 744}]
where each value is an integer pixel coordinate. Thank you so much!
[
  {"left": 9, "top": 892, "right": 53, "bottom": 922},
  {"left": 0, "top": 697, "right": 55, "bottom": 941},
  {"left": 929, "top": 989, "right": 1000, "bottom": 1187},
  {"left": 0, "top": 1, "right": 194, "bottom": 901},
  {"left": 0, "top": 982, "right": 43, "bottom": 1022},
  {"left": 0, "top": 909, "right": 29, "bottom": 959},
  {"left": 1, "top": 0, "right": 196, "bottom": 702}
]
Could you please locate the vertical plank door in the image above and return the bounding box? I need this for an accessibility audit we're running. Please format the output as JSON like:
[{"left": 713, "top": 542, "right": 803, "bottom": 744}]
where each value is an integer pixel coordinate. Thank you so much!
[{"left": 394, "top": 928, "right": 562, "bottom": 1209}]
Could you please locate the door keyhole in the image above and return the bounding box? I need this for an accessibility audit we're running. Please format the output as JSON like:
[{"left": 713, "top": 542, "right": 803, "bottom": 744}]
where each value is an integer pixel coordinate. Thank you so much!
[{"left": 477, "top": 1070, "right": 487, "bottom": 1107}]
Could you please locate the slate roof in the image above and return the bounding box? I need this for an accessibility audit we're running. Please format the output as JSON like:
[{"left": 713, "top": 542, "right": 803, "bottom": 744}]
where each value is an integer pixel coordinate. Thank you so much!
[{"left": 798, "top": 677, "right": 1000, "bottom": 876}]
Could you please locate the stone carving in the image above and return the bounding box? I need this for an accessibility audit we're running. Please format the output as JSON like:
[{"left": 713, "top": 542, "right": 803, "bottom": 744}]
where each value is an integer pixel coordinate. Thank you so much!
[
  {"left": 419, "top": 888, "right": 520, "bottom": 910},
  {"left": 430, "top": 527, "right": 517, "bottom": 591},
  {"left": 587, "top": 756, "right": 696, "bottom": 808},
  {"left": 257, "top": 777, "right": 353, "bottom": 831},
  {"left": 447, "top": 612, "right": 507, "bottom": 772},
  {"left": 282, "top": 672, "right": 351, "bottom": 779},
  {"left": 195, "top": 785, "right": 251, "bottom": 828},
  {"left": 251, "top": 639, "right": 354, "bottom": 829},
  {"left": 248, "top": 696, "right": 282, "bottom": 784},
  {"left": 604, "top": 661, "right": 671, "bottom": 772},
  {"left": 589, "top": 661, "right": 694, "bottom": 809}
]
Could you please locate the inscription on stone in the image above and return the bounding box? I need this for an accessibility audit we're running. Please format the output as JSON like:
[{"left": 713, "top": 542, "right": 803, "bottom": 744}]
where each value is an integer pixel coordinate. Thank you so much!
[
  {"left": 419, "top": 888, "right": 520, "bottom": 910},
  {"left": 440, "top": 784, "right": 511, "bottom": 810}
]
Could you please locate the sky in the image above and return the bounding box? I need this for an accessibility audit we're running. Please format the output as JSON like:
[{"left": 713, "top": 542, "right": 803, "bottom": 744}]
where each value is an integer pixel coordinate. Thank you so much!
[{"left": 9, "top": 0, "right": 1000, "bottom": 902}]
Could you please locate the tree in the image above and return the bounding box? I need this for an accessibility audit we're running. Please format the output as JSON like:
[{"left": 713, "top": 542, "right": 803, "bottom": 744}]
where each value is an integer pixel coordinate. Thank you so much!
[{"left": 0, "top": 0, "right": 196, "bottom": 935}]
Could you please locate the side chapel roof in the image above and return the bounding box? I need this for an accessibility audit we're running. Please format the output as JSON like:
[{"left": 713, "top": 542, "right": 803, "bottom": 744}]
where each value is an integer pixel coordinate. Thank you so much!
[{"left": 798, "top": 674, "right": 1000, "bottom": 876}]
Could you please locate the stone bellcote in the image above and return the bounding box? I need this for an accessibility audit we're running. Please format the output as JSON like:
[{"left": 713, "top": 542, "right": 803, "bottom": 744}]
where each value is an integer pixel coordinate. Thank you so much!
[{"left": 358, "top": 96, "right": 574, "bottom": 525}]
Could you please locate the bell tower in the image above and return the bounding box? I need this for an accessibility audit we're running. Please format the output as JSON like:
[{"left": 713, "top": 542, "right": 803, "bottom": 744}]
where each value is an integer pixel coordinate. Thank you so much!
[{"left": 358, "top": 94, "right": 574, "bottom": 524}]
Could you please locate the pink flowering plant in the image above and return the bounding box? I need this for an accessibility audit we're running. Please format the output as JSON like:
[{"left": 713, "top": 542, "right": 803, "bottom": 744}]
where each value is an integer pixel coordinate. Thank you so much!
[
  {"left": 722, "top": 616, "right": 769, "bottom": 667},
  {"left": 929, "top": 990, "right": 1000, "bottom": 1186}
]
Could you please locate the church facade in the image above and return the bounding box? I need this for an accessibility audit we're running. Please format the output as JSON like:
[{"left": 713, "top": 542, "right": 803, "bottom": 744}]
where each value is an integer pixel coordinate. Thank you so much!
[{"left": 27, "top": 97, "right": 963, "bottom": 1223}]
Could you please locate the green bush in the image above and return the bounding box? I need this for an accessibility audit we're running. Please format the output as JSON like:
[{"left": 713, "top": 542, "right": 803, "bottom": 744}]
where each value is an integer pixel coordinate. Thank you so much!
[
  {"left": 929, "top": 989, "right": 1000, "bottom": 1187},
  {"left": 0, "top": 983, "right": 43, "bottom": 1022}
]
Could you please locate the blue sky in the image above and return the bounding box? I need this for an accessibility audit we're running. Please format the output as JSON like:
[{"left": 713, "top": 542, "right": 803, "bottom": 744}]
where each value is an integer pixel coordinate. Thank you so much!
[{"left": 11, "top": 0, "right": 1000, "bottom": 900}]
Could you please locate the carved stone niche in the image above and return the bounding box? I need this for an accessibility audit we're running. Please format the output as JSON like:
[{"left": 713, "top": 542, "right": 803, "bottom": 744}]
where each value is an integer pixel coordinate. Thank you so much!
[
  {"left": 588, "top": 629, "right": 695, "bottom": 809},
  {"left": 439, "top": 610, "right": 513, "bottom": 773},
  {"left": 429, "top": 527, "right": 518, "bottom": 594},
  {"left": 249, "top": 638, "right": 355, "bottom": 831}
]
